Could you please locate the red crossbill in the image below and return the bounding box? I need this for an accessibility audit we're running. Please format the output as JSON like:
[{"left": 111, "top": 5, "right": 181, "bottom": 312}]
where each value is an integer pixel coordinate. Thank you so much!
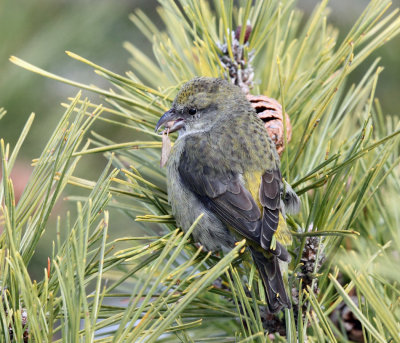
[{"left": 155, "top": 77, "right": 300, "bottom": 313}]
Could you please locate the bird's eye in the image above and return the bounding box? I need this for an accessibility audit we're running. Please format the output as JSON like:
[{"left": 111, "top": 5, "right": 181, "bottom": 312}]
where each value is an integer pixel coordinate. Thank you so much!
[{"left": 188, "top": 108, "right": 197, "bottom": 115}]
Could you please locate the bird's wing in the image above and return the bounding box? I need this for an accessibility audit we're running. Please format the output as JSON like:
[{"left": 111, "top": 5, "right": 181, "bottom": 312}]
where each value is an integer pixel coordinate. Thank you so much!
[
  {"left": 259, "top": 169, "right": 282, "bottom": 250},
  {"left": 178, "top": 137, "right": 289, "bottom": 261}
]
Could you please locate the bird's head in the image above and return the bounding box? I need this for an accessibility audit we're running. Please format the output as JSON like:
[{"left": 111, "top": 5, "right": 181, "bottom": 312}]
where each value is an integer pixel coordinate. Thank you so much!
[{"left": 155, "top": 77, "right": 249, "bottom": 135}]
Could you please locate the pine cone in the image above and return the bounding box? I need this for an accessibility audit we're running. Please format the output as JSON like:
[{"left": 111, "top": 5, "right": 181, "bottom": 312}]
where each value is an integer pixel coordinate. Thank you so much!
[
  {"left": 247, "top": 95, "right": 292, "bottom": 155},
  {"left": 259, "top": 307, "right": 286, "bottom": 337},
  {"left": 218, "top": 25, "right": 255, "bottom": 95},
  {"left": 292, "top": 235, "right": 325, "bottom": 321},
  {"left": 331, "top": 292, "right": 364, "bottom": 342},
  {"left": 1, "top": 287, "right": 29, "bottom": 342},
  {"left": 296, "top": 236, "right": 325, "bottom": 290},
  {"left": 8, "top": 308, "right": 29, "bottom": 343}
]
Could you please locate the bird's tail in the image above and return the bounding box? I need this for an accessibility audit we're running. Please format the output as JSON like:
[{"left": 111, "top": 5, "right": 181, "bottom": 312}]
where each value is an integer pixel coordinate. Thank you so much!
[{"left": 249, "top": 246, "right": 291, "bottom": 313}]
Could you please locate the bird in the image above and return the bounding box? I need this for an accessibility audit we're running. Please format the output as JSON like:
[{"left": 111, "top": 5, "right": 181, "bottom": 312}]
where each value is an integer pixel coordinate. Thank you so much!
[{"left": 155, "top": 77, "right": 300, "bottom": 313}]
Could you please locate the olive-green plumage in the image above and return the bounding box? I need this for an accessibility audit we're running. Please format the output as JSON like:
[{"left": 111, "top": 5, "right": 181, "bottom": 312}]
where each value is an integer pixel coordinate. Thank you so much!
[{"left": 155, "top": 77, "right": 300, "bottom": 313}]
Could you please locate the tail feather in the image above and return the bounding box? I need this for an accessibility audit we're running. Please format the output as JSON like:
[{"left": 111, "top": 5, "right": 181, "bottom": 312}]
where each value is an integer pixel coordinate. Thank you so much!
[
  {"left": 250, "top": 247, "right": 291, "bottom": 313},
  {"left": 269, "top": 240, "right": 291, "bottom": 262}
]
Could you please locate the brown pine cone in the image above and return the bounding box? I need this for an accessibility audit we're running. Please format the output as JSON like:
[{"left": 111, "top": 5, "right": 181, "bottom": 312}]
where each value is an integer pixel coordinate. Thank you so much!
[
  {"left": 331, "top": 291, "right": 364, "bottom": 342},
  {"left": 247, "top": 95, "right": 292, "bottom": 155}
]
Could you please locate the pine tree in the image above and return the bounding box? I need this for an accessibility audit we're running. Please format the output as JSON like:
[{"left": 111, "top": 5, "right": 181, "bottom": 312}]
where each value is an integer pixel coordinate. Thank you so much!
[{"left": 2, "top": 0, "right": 400, "bottom": 341}]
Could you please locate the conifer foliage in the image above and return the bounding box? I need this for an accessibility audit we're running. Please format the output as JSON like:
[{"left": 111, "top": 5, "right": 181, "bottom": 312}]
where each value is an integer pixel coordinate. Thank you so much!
[{"left": 2, "top": 0, "right": 400, "bottom": 341}]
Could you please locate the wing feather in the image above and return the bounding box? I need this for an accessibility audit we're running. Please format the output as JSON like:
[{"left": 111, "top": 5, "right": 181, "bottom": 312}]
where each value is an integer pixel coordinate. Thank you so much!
[{"left": 178, "top": 136, "right": 288, "bottom": 260}]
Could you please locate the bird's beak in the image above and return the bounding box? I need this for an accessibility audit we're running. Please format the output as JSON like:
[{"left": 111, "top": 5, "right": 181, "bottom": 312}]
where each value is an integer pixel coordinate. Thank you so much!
[{"left": 155, "top": 109, "right": 185, "bottom": 134}]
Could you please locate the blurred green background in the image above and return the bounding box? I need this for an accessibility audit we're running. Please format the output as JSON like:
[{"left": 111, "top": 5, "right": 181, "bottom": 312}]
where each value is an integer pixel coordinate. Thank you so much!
[
  {"left": 1, "top": 0, "right": 399, "bottom": 275},
  {"left": 0, "top": 0, "right": 157, "bottom": 159}
]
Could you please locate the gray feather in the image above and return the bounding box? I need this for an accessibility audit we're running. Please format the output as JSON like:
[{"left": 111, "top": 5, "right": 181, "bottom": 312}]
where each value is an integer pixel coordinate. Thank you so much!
[{"left": 282, "top": 180, "right": 300, "bottom": 215}]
